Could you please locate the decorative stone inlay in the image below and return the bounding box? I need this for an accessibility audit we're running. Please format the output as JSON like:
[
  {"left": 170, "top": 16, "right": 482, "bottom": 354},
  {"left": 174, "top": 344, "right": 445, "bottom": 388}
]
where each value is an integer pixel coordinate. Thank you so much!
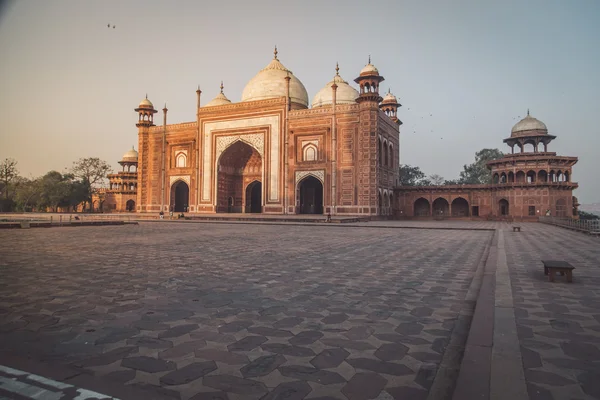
[
  {"left": 216, "top": 133, "right": 264, "bottom": 160},
  {"left": 295, "top": 170, "right": 325, "bottom": 185},
  {"left": 203, "top": 115, "right": 280, "bottom": 202},
  {"left": 169, "top": 175, "right": 190, "bottom": 187}
]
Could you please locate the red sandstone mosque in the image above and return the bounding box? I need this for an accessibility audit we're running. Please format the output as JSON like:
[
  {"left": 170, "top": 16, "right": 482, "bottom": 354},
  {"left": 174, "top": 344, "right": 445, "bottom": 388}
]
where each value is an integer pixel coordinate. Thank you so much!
[{"left": 102, "top": 48, "right": 579, "bottom": 220}]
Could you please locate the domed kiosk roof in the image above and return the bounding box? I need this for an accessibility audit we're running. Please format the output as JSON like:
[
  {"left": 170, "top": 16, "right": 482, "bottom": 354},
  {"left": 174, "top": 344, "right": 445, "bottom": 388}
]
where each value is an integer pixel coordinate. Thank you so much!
[
  {"left": 121, "top": 146, "right": 138, "bottom": 163},
  {"left": 312, "top": 64, "right": 359, "bottom": 108},
  {"left": 138, "top": 95, "right": 154, "bottom": 109},
  {"left": 381, "top": 89, "right": 400, "bottom": 105},
  {"left": 241, "top": 47, "right": 309, "bottom": 108},
  {"left": 359, "top": 56, "right": 380, "bottom": 77},
  {"left": 204, "top": 82, "right": 232, "bottom": 107},
  {"left": 511, "top": 110, "right": 548, "bottom": 137}
]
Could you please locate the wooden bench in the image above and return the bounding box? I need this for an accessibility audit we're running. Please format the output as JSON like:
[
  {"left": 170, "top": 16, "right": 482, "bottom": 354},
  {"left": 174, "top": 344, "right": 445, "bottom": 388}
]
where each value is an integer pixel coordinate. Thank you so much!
[
  {"left": 542, "top": 260, "right": 575, "bottom": 283},
  {"left": 512, "top": 226, "right": 521, "bottom": 232}
]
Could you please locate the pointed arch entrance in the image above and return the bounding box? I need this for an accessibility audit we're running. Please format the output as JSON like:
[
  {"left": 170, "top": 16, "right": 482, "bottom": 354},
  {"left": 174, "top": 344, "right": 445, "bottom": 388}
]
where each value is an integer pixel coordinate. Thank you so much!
[
  {"left": 451, "top": 197, "right": 469, "bottom": 217},
  {"left": 245, "top": 181, "right": 262, "bottom": 213},
  {"left": 499, "top": 199, "right": 509, "bottom": 216},
  {"left": 171, "top": 181, "right": 189, "bottom": 212},
  {"left": 217, "top": 141, "right": 262, "bottom": 213},
  {"left": 298, "top": 175, "right": 324, "bottom": 214},
  {"left": 432, "top": 197, "right": 449, "bottom": 217},
  {"left": 125, "top": 199, "right": 135, "bottom": 212}
]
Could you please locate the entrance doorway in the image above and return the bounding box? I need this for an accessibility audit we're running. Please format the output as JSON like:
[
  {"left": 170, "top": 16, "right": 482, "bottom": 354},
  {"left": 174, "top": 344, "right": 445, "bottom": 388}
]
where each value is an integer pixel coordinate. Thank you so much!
[
  {"left": 125, "top": 199, "right": 135, "bottom": 212},
  {"left": 171, "top": 181, "right": 189, "bottom": 212},
  {"left": 499, "top": 199, "right": 509, "bottom": 216},
  {"left": 217, "top": 141, "right": 262, "bottom": 213},
  {"left": 298, "top": 176, "right": 323, "bottom": 214},
  {"left": 245, "top": 181, "right": 262, "bottom": 213}
]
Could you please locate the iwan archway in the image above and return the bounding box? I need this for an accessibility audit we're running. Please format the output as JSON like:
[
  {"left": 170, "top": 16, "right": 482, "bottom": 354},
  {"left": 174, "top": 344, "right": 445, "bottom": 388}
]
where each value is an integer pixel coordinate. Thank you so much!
[
  {"left": 217, "top": 141, "right": 262, "bottom": 213},
  {"left": 297, "top": 175, "right": 324, "bottom": 214}
]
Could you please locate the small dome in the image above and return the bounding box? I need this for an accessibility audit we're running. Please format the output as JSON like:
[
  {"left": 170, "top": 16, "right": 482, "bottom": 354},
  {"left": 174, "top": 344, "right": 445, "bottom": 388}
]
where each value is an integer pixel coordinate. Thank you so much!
[
  {"left": 511, "top": 110, "right": 548, "bottom": 136},
  {"left": 381, "top": 90, "right": 399, "bottom": 104},
  {"left": 359, "top": 57, "right": 379, "bottom": 76},
  {"left": 241, "top": 47, "right": 309, "bottom": 108},
  {"left": 312, "top": 65, "right": 359, "bottom": 108},
  {"left": 204, "top": 82, "right": 232, "bottom": 107},
  {"left": 138, "top": 96, "right": 153, "bottom": 108},
  {"left": 122, "top": 146, "right": 138, "bottom": 163}
]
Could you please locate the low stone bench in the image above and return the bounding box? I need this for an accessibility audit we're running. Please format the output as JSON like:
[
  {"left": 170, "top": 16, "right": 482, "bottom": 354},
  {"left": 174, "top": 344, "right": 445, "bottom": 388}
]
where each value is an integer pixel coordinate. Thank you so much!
[
  {"left": 512, "top": 226, "right": 521, "bottom": 232},
  {"left": 542, "top": 260, "right": 575, "bottom": 283}
]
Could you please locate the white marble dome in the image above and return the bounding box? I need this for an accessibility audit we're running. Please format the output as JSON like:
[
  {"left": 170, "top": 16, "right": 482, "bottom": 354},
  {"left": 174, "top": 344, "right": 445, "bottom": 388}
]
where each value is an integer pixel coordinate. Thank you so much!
[
  {"left": 359, "top": 62, "right": 379, "bottom": 76},
  {"left": 241, "top": 48, "right": 309, "bottom": 108},
  {"left": 205, "top": 83, "right": 232, "bottom": 107},
  {"left": 511, "top": 111, "right": 548, "bottom": 136},
  {"left": 312, "top": 68, "right": 359, "bottom": 108},
  {"left": 138, "top": 96, "right": 153, "bottom": 108},
  {"left": 121, "top": 146, "right": 138, "bottom": 163},
  {"left": 381, "top": 90, "right": 398, "bottom": 104}
]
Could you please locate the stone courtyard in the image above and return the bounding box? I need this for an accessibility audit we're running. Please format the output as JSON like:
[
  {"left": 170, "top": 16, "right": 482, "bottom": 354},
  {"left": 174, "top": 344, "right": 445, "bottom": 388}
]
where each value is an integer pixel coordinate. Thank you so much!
[{"left": 0, "top": 221, "right": 599, "bottom": 400}]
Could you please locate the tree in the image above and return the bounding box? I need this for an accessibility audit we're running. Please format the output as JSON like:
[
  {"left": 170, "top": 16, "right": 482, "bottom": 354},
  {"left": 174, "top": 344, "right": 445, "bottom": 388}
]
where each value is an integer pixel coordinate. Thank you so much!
[
  {"left": 70, "top": 158, "right": 112, "bottom": 212},
  {"left": 399, "top": 165, "right": 426, "bottom": 186},
  {"left": 429, "top": 174, "right": 445, "bottom": 186},
  {"left": 459, "top": 148, "right": 504, "bottom": 184},
  {"left": 0, "top": 158, "right": 19, "bottom": 211},
  {"left": 443, "top": 179, "right": 460, "bottom": 185}
]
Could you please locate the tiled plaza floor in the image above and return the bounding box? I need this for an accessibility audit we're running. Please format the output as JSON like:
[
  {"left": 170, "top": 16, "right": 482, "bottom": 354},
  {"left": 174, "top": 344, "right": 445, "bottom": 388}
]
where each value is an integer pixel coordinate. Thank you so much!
[
  {"left": 1, "top": 221, "right": 599, "bottom": 400},
  {"left": 0, "top": 223, "right": 491, "bottom": 400},
  {"left": 504, "top": 224, "right": 600, "bottom": 400}
]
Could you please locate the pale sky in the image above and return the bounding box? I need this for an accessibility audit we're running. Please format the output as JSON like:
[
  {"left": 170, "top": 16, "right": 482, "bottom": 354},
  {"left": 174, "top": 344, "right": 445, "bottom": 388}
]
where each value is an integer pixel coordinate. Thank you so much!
[{"left": 0, "top": 0, "right": 598, "bottom": 203}]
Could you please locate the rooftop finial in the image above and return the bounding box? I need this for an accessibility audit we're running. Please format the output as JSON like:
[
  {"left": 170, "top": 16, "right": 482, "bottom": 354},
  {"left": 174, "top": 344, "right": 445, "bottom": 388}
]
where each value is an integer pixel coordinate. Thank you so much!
[
  {"left": 220, "top": 81, "right": 224, "bottom": 94},
  {"left": 197, "top": 84, "right": 200, "bottom": 92},
  {"left": 368, "top": 55, "right": 371, "bottom": 64},
  {"left": 145, "top": 93, "right": 148, "bottom": 99},
  {"left": 527, "top": 108, "right": 530, "bottom": 116},
  {"left": 335, "top": 62, "right": 339, "bottom": 76},
  {"left": 274, "top": 45, "right": 278, "bottom": 60}
]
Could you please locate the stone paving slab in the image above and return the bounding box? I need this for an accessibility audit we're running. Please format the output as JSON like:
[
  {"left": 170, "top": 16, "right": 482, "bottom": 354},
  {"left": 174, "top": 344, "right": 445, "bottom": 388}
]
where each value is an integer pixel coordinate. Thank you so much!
[
  {"left": 0, "top": 223, "right": 491, "bottom": 400},
  {"left": 503, "top": 223, "right": 600, "bottom": 400}
]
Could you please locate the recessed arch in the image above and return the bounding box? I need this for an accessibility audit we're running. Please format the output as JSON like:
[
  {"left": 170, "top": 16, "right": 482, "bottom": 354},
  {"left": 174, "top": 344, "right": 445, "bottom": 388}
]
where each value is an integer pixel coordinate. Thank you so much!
[
  {"left": 245, "top": 180, "right": 262, "bottom": 213},
  {"left": 526, "top": 170, "right": 536, "bottom": 183},
  {"left": 297, "top": 175, "right": 323, "bottom": 214},
  {"left": 499, "top": 198, "right": 509, "bottom": 216},
  {"left": 302, "top": 144, "right": 318, "bottom": 162},
  {"left": 217, "top": 141, "right": 262, "bottom": 213},
  {"left": 432, "top": 197, "right": 450, "bottom": 216},
  {"left": 556, "top": 198, "right": 567, "bottom": 217},
  {"left": 414, "top": 197, "right": 431, "bottom": 217},
  {"left": 170, "top": 180, "right": 189, "bottom": 213},
  {"left": 451, "top": 197, "right": 469, "bottom": 217},
  {"left": 516, "top": 170, "right": 526, "bottom": 183},
  {"left": 125, "top": 199, "right": 135, "bottom": 212},
  {"left": 176, "top": 152, "right": 187, "bottom": 168}
]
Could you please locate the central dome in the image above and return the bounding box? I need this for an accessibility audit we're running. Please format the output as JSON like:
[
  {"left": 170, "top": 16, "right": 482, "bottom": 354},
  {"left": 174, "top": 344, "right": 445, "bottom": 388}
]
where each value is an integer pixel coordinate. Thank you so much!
[
  {"left": 511, "top": 110, "right": 548, "bottom": 137},
  {"left": 312, "top": 64, "right": 359, "bottom": 108},
  {"left": 241, "top": 48, "right": 309, "bottom": 108}
]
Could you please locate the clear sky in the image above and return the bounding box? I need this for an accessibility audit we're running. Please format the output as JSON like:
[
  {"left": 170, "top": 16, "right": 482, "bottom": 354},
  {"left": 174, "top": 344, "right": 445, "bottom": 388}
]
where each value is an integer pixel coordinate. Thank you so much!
[{"left": 0, "top": 0, "right": 598, "bottom": 203}]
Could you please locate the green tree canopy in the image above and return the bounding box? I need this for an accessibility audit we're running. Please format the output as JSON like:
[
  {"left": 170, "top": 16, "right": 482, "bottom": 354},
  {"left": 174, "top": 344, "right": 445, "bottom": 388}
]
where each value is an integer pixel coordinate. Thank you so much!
[
  {"left": 399, "top": 165, "right": 432, "bottom": 186},
  {"left": 70, "top": 157, "right": 112, "bottom": 211},
  {"left": 458, "top": 148, "right": 504, "bottom": 184}
]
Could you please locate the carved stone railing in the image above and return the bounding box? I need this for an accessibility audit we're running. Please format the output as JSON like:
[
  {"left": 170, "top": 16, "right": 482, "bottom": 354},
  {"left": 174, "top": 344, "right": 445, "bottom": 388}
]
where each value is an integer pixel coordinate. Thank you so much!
[{"left": 539, "top": 216, "right": 600, "bottom": 235}]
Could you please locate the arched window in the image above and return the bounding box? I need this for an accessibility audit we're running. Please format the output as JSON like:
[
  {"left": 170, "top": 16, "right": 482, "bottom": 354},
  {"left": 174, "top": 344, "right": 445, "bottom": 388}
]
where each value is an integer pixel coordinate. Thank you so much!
[
  {"left": 378, "top": 138, "right": 383, "bottom": 166},
  {"left": 389, "top": 144, "right": 394, "bottom": 168},
  {"left": 383, "top": 140, "right": 388, "bottom": 167},
  {"left": 303, "top": 145, "right": 317, "bottom": 161},
  {"left": 176, "top": 153, "right": 187, "bottom": 168}
]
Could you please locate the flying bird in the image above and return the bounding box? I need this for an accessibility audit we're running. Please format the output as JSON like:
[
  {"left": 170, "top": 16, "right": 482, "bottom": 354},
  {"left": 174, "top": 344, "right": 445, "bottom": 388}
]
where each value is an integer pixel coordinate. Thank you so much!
[
  {"left": 113, "top": 25, "right": 116, "bottom": 28},
  {"left": 107, "top": 24, "right": 110, "bottom": 28}
]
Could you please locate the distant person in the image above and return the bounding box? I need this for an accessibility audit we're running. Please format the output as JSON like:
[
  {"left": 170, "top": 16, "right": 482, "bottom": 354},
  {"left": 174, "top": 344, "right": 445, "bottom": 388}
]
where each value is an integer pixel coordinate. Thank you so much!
[{"left": 159, "top": 210, "right": 164, "bottom": 220}]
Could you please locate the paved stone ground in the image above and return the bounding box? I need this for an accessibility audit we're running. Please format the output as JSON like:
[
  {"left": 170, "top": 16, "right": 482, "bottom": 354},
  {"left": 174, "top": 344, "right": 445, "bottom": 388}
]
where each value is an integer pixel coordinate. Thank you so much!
[
  {"left": 504, "top": 223, "right": 600, "bottom": 400},
  {"left": 0, "top": 223, "right": 492, "bottom": 400}
]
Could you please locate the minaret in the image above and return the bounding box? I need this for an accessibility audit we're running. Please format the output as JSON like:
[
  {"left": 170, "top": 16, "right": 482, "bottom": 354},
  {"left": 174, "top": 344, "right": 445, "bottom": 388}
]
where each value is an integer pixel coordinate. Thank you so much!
[
  {"left": 354, "top": 57, "right": 385, "bottom": 215},
  {"left": 134, "top": 95, "right": 157, "bottom": 212},
  {"left": 354, "top": 56, "right": 385, "bottom": 104},
  {"left": 380, "top": 89, "right": 402, "bottom": 125}
]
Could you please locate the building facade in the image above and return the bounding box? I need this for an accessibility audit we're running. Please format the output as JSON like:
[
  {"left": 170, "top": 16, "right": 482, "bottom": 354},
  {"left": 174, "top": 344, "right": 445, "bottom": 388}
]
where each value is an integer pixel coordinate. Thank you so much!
[
  {"left": 134, "top": 49, "right": 401, "bottom": 215},
  {"left": 395, "top": 111, "right": 579, "bottom": 220}
]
